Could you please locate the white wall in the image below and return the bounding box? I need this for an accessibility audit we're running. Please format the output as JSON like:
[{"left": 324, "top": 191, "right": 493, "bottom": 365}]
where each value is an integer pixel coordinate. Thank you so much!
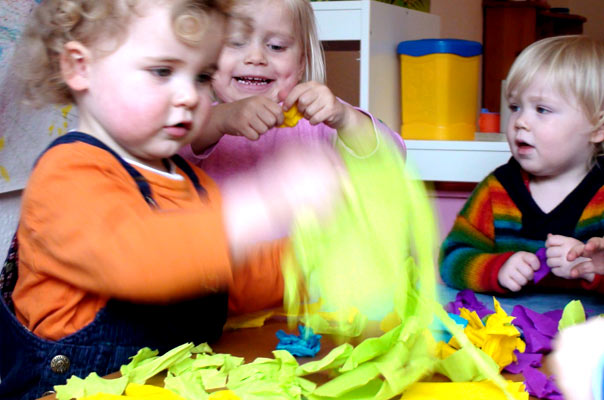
[
  {"left": 541, "top": 0, "right": 604, "bottom": 41},
  {"left": 568, "top": 0, "right": 604, "bottom": 41},
  {"left": 430, "top": 0, "right": 482, "bottom": 42},
  {"left": 431, "top": 0, "right": 604, "bottom": 43}
]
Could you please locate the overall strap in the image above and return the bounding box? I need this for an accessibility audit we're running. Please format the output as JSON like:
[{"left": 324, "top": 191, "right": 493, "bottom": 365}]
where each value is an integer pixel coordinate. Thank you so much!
[
  {"left": 170, "top": 154, "right": 207, "bottom": 195},
  {"left": 39, "top": 131, "right": 157, "bottom": 206}
]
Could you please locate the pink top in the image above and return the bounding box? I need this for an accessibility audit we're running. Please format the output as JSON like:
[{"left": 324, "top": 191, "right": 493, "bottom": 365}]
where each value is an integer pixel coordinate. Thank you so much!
[{"left": 179, "top": 109, "right": 406, "bottom": 184}]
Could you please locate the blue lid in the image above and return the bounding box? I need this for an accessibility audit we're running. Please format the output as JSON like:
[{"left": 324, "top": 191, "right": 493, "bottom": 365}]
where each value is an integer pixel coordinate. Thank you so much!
[{"left": 397, "top": 39, "right": 482, "bottom": 57}]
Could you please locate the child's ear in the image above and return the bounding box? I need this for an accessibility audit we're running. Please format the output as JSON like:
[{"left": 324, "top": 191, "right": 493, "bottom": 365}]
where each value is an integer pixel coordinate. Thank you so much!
[
  {"left": 60, "top": 41, "right": 92, "bottom": 92},
  {"left": 591, "top": 112, "right": 604, "bottom": 144}
]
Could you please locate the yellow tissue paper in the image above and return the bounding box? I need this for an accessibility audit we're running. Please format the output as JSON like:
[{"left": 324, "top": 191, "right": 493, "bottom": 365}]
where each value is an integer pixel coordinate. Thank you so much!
[
  {"left": 223, "top": 310, "right": 275, "bottom": 330},
  {"left": 400, "top": 381, "right": 529, "bottom": 400},
  {"left": 447, "top": 299, "right": 525, "bottom": 370},
  {"left": 208, "top": 390, "right": 241, "bottom": 400},
  {"left": 280, "top": 105, "right": 303, "bottom": 128},
  {"left": 79, "top": 383, "right": 186, "bottom": 400}
]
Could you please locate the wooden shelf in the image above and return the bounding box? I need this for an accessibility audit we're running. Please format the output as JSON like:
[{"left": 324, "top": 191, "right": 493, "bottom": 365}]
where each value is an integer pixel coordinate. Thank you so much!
[{"left": 482, "top": 0, "right": 586, "bottom": 112}]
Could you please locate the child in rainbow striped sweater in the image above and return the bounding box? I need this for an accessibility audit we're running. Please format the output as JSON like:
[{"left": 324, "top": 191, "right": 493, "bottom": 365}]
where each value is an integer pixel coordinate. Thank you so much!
[{"left": 439, "top": 35, "right": 604, "bottom": 294}]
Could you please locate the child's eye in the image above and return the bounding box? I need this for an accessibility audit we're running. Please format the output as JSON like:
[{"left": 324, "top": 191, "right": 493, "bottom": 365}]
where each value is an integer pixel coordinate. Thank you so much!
[
  {"left": 227, "top": 36, "right": 248, "bottom": 47},
  {"left": 536, "top": 106, "right": 550, "bottom": 114},
  {"left": 508, "top": 104, "right": 519, "bottom": 113},
  {"left": 149, "top": 67, "right": 172, "bottom": 78},
  {"left": 267, "top": 43, "right": 285, "bottom": 52},
  {"left": 196, "top": 73, "right": 213, "bottom": 84}
]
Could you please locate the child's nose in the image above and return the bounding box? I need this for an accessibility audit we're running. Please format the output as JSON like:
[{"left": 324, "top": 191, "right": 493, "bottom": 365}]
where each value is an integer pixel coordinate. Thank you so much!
[
  {"left": 174, "top": 82, "right": 199, "bottom": 109},
  {"left": 514, "top": 112, "right": 529, "bottom": 130},
  {"left": 244, "top": 42, "right": 267, "bottom": 65}
]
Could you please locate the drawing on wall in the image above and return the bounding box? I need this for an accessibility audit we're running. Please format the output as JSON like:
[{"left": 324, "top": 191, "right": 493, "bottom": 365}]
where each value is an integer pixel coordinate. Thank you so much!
[{"left": 0, "top": 1, "right": 78, "bottom": 194}]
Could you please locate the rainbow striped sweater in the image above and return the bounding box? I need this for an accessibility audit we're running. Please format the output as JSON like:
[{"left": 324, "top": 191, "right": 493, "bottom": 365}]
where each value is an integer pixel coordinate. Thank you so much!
[{"left": 439, "top": 157, "right": 604, "bottom": 294}]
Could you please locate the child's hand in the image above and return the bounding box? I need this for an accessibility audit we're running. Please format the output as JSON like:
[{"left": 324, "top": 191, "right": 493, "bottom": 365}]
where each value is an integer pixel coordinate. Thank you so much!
[
  {"left": 258, "top": 140, "right": 344, "bottom": 224},
  {"left": 215, "top": 96, "right": 284, "bottom": 140},
  {"left": 282, "top": 81, "right": 350, "bottom": 129},
  {"left": 550, "top": 317, "right": 604, "bottom": 400},
  {"left": 282, "top": 82, "right": 376, "bottom": 155},
  {"left": 567, "top": 236, "right": 604, "bottom": 279},
  {"left": 498, "top": 251, "right": 540, "bottom": 291},
  {"left": 222, "top": 140, "right": 344, "bottom": 261},
  {"left": 546, "top": 234, "right": 593, "bottom": 280}
]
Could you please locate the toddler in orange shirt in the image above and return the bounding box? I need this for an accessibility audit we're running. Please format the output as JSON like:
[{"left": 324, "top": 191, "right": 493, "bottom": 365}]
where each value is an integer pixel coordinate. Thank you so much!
[{"left": 0, "top": 1, "right": 342, "bottom": 399}]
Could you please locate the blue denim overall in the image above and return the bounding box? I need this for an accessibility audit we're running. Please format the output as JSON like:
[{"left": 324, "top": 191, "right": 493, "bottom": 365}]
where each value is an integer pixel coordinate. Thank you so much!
[{"left": 0, "top": 132, "right": 228, "bottom": 400}]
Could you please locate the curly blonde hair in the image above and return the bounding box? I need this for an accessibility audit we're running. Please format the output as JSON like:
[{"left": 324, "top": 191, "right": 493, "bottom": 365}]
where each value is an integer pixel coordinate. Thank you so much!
[{"left": 15, "top": 0, "right": 232, "bottom": 107}]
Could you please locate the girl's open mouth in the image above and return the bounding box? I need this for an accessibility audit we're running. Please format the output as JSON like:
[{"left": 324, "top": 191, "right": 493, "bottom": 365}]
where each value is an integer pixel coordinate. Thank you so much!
[{"left": 234, "top": 76, "right": 274, "bottom": 86}]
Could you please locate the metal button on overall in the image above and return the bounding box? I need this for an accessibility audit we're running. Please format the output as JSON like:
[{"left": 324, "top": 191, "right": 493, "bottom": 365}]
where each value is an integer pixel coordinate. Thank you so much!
[{"left": 50, "top": 355, "right": 70, "bottom": 374}]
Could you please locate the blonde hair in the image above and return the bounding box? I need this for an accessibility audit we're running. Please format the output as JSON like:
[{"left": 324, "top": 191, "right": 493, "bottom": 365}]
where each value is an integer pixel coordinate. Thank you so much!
[
  {"left": 505, "top": 35, "right": 604, "bottom": 131},
  {"left": 15, "top": 0, "right": 232, "bottom": 107},
  {"left": 282, "top": 0, "right": 325, "bottom": 83}
]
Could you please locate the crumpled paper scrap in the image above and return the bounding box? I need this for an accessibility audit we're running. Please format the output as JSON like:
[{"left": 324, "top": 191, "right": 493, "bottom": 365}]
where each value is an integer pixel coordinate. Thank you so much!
[
  {"left": 510, "top": 305, "right": 560, "bottom": 353},
  {"left": 226, "top": 350, "right": 315, "bottom": 399},
  {"left": 276, "top": 325, "right": 321, "bottom": 357},
  {"left": 399, "top": 380, "right": 529, "bottom": 400},
  {"left": 223, "top": 310, "right": 274, "bottom": 330},
  {"left": 121, "top": 343, "right": 195, "bottom": 385},
  {"left": 503, "top": 351, "right": 542, "bottom": 374},
  {"left": 434, "top": 344, "right": 501, "bottom": 382},
  {"left": 534, "top": 248, "right": 550, "bottom": 283},
  {"left": 79, "top": 383, "right": 186, "bottom": 400},
  {"left": 280, "top": 105, "right": 303, "bottom": 128},
  {"left": 445, "top": 299, "right": 525, "bottom": 370},
  {"left": 55, "top": 373, "right": 128, "bottom": 400},
  {"left": 522, "top": 368, "right": 563, "bottom": 400},
  {"left": 207, "top": 390, "right": 241, "bottom": 400},
  {"left": 557, "top": 299, "right": 586, "bottom": 331},
  {"left": 445, "top": 289, "right": 493, "bottom": 319},
  {"left": 430, "top": 312, "right": 468, "bottom": 343},
  {"left": 300, "top": 308, "right": 368, "bottom": 337}
]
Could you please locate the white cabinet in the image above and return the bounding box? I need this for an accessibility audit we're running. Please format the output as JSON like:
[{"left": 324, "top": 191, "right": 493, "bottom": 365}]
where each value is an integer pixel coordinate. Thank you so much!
[
  {"left": 405, "top": 139, "right": 511, "bottom": 182},
  {"left": 312, "top": 1, "right": 512, "bottom": 182}
]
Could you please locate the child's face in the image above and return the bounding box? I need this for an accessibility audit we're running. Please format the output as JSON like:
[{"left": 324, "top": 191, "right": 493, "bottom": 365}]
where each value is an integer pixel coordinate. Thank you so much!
[
  {"left": 506, "top": 71, "right": 602, "bottom": 179},
  {"left": 77, "top": 3, "right": 225, "bottom": 168},
  {"left": 212, "top": 0, "right": 305, "bottom": 103}
]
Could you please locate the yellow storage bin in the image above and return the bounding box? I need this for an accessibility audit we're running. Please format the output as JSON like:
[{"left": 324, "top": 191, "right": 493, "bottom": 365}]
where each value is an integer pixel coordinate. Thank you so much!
[{"left": 398, "top": 39, "right": 482, "bottom": 140}]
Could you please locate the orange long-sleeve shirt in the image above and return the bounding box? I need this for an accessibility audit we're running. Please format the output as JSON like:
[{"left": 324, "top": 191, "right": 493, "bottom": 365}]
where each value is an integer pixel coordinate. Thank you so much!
[{"left": 13, "top": 141, "right": 284, "bottom": 341}]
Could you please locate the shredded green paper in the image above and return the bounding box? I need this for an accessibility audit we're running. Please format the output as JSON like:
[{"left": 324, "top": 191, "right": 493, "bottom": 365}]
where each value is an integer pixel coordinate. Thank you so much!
[{"left": 558, "top": 299, "right": 586, "bottom": 331}]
